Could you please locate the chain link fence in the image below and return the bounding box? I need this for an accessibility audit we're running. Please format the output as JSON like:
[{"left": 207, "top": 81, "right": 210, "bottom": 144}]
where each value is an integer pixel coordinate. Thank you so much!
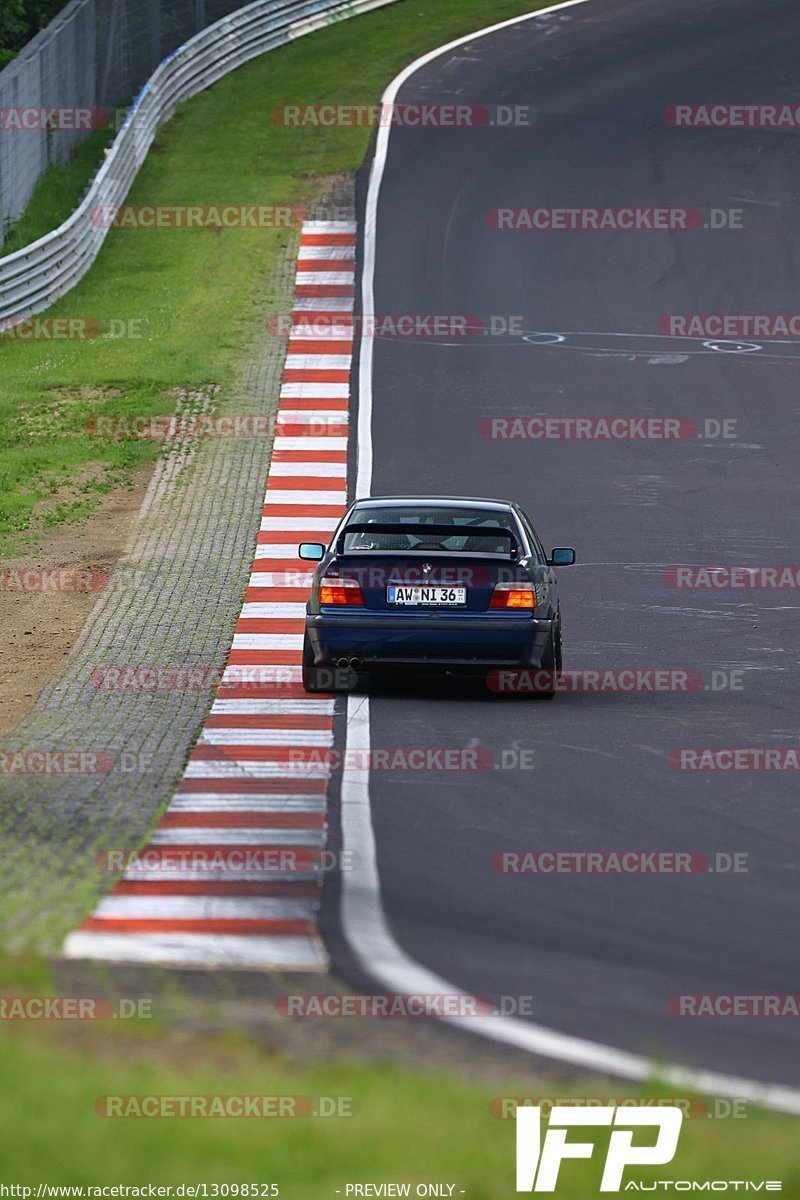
[
  {"left": 0, "top": 0, "right": 398, "bottom": 318},
  {"left": 0, "top": 0, "right": 252, "bottom": 245}
]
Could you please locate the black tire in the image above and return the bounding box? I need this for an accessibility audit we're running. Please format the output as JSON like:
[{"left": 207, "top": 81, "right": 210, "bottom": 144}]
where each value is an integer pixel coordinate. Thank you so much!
[
  {"left": 301, "top": 631, "right": 327, "bottom": 693},
  {"left": 536, "top": 623, "right": 563, "bottom": 700}
]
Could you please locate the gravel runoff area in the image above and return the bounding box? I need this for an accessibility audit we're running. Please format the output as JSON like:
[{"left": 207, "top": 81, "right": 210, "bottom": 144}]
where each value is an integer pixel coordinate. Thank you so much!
[{"left": 0, "top": 181, "right": 354, "bottom": 955}]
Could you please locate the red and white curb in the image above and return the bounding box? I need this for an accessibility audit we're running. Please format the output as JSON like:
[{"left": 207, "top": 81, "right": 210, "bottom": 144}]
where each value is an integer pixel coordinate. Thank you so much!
[{"left": 64, "top": 220, "right": 355, "bottom": 970}]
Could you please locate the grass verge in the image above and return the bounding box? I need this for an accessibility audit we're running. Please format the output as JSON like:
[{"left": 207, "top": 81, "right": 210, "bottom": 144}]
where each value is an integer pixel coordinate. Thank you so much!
[
  {"left": 1, "top": 125, "right": 118, "bottom": 256},
  {"left": 0, "top": 952, "right": 799, "bottom": 1194},
  {"left": 0, "top": 0, "right": 555, "bottom": 555}
]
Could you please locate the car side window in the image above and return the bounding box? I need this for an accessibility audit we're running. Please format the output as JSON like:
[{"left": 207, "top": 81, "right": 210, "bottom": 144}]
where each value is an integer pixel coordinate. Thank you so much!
[{"left": 517, "top": 511, "right": 547, "bottom": 563}]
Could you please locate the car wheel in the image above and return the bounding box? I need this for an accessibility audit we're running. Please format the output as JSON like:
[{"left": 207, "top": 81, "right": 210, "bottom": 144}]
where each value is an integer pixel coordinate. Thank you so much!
[
  {"left": 301, "top": 631, "right": 328, "bottom": 693},
  {"left": 536, "top": 623, "right": 562, "bottom": 700}
]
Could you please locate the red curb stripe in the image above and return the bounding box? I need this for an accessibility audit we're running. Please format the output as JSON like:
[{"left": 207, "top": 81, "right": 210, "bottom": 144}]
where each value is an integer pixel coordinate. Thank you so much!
[
  {"left": 294, "top": 285, "right": 355, "bottom": 298},
  {"left": 275, "top": 424, "right": 349, "bottom": 438},
  {"left": 261, "top": 505, "right": 346, "bottom": 517},
  {"left": 234, "top": 618, "right": 306, "bottom": 633},
  {"left": 159, "top": 812, "right": 325, "bottom": 829},
  {"left": 296, "top": 260, "right": 354, "bottom": 272},
  {"left": 282, "top": 369, "right": 350, "bottom": 383},
  {"left": 266, "top": 476, "right": 344, "bottom": 491},
  {"left": 277, "top": 396, "right": 349, "bottom": 411},
  {"left": 204, "top": 714, "right": 331, "bottom": 729},
  {"left": 271, "top": 450, "right": 347, "bottom": 462},
  {"left": 262, "top": 504, "right": 345, "bottom": 513},
  {"left": 176, "top": 778, "right": 327, "bottom": 794},
  {"left": 300, "top": 234, "right": 355, "bottom": 246},
  {"left": 190, "top": 745, "right": 328, "bottom": 762},
  {"left": 226, "top": 651, "right": 302, "bottom": 666},
  {"left": 80, "top": 918, "right": 315, "bottom": 935},
  {"left": 256, "top": 530, "right": 334, "bottom": 542},
  {"left": 247, "top": 560, "right": 305, "bottom": 573},
  {"left": 213, "top": 686, "right": 327, "bottom": 701},
  {"left": 243, "top": 588, "right": 311, "bottom": 602},
  {"left": 287, "top": 312, "right": 354, "bottom": 326},
  {"left": 111, "top": 881, "right": 319, "bottom": 897},
  {"left": 287, "top": 340, "right": 353, "bottom": 355}
]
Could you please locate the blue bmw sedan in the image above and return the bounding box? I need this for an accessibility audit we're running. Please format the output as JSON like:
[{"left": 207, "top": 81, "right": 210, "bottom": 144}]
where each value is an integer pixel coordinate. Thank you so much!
[{"left": 298, "top": 496, "right": 575, "bottom": 697}]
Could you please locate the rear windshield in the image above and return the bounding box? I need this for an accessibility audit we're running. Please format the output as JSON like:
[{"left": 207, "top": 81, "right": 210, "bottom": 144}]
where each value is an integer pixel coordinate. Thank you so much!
[{"left": 341, "top": 506, "right": 518, "bottom": 553}]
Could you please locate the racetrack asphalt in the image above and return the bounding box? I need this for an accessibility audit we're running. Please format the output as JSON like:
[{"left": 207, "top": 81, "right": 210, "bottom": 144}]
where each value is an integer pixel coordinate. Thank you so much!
[{"left": 333, "top": 0, "right": 800, "bottom": 1088}]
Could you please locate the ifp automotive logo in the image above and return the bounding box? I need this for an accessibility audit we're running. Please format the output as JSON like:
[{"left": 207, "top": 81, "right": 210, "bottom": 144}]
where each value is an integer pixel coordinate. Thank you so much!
[{"left": 516, "top": 1104, "right": 682, "bottom": 1192}]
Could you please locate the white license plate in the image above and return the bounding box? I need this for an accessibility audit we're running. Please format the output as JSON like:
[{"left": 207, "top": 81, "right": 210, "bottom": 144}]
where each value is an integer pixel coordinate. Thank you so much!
[{"left": 387, "top": 586, "right": 467, "bottom": 606}]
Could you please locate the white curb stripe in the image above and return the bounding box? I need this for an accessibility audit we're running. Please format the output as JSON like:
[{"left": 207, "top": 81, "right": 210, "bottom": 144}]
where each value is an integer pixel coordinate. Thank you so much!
[
  {"left": 211, "top": 699, "right": 335, "bottom": 714},
  {"left": 279, "top": 383, "right": 350, "bottom": 399},
  {"left": 198, "top": 728, "right": 333, "bottom": 746},
  {"left": 64, "top": 932, "right": 327, "bottom": 968},
  {"left": 169, "top": 796, "right": 327, "bottom": 811},
  {"left": 231, "top": 634, "right": 306, "bottom": 650},
  {"left": 272, "top": 436, "right": 349, "bottom": 452},
  {"left": 64, "top": 219, "right": 353, "bottom": 971},
  {"left": 269, "top": 462, "right": 347, "bottom": 477},
  {"left": 148, "top": 827, "right": 325, "bottom": 846},
  {"left": 94, "top": 896, "right": 317, "bottom": 920}
]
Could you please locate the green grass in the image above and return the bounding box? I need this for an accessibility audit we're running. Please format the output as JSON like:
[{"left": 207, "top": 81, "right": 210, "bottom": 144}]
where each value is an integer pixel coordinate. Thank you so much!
[
  {"left": 1, "top": 125, "right": 117, "bottom": 255},
  {"left": 0, "top": 984, "right": 798, "bottom": 1194},
  {"left": 0, "top": 0, "right": 556, "bottom": 555}
]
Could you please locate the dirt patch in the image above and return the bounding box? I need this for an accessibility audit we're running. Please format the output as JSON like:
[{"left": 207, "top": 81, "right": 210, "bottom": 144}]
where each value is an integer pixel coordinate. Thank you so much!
[{"left": 0, "top": 466, "right": 153, "bottom": 738}]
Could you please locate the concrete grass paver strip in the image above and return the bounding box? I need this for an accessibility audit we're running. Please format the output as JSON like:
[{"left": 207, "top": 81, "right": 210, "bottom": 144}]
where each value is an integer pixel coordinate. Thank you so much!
[
  {"left": 63, "top": 216, "right": 355, "bottom": 969},
  {"left": 0, "top": 189, "right": 353, "bottom": 956}
]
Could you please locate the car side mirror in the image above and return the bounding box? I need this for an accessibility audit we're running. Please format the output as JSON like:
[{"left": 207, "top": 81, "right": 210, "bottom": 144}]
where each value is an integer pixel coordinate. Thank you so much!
[
  {"left": 548, "top": 547, "right": 576, "bottom": 566},
  {"left": 298, "top": 543, "right": 325, "bottom": 561}
]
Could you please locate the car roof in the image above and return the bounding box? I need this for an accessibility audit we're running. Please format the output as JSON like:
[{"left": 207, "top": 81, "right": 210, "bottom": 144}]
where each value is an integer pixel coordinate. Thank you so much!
[{"left": 352, "top": 496, "right": 516, "bottom": 511}]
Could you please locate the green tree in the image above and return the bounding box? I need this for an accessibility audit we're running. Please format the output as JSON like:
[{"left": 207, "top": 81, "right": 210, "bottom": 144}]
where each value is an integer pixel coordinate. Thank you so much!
[
  {"left": 0, "top": 0, "right": 29, "bottom": 54},
  {"left": 24, "top": 1, "right": 65, "bottom": 35}
]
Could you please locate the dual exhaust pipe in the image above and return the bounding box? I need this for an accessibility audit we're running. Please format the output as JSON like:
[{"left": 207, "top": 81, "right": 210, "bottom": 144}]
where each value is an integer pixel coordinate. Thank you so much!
[{"left": 335, "top": 655, "right": 364, "bottom": 671}]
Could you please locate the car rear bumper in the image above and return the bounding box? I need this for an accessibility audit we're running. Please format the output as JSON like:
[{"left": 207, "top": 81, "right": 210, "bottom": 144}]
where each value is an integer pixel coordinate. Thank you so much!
[{"left": 306, "top": 612, "right": 554, "bottom": 668}]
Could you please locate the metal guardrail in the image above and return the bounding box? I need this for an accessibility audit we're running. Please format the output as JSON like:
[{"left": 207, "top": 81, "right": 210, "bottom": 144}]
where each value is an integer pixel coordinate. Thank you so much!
[
  {"left": 0, "top": 0, "right": 253, "bottom": 243},
  {"left": 0, "top": 0, "right": 399, "bottom": 321}
]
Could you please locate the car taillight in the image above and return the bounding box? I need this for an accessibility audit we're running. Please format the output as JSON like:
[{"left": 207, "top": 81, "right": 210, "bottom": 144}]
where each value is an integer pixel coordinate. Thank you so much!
[
  {"left": 490, "top": 582, "right": 536, "bottom": 609},
  {"left": 319, "top": 576, "right": 364, "bottom": 606}
]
